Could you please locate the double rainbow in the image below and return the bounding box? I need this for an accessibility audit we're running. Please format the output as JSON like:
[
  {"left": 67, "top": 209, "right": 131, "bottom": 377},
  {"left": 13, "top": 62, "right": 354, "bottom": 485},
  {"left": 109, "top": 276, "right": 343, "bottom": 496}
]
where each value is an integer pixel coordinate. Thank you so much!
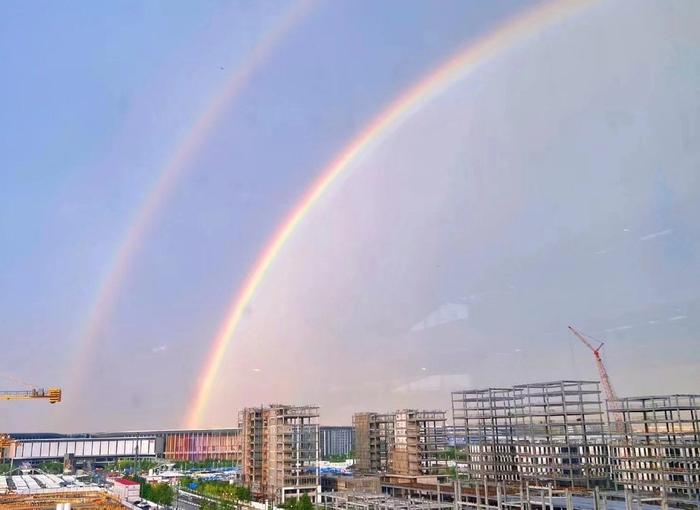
[{"left": 185, "top": 0, "right": 598, "bottom": 427}]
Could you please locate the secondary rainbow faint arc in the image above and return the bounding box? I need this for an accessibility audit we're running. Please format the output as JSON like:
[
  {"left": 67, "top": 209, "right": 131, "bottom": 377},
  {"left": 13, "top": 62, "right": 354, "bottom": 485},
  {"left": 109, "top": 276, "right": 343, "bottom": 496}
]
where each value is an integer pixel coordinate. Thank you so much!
[
  {"left": 185, "top": 0, "right": 598, "bottom": 427},
  {"left": 66, "top": 0, "right": 314, "bottom": 400}
]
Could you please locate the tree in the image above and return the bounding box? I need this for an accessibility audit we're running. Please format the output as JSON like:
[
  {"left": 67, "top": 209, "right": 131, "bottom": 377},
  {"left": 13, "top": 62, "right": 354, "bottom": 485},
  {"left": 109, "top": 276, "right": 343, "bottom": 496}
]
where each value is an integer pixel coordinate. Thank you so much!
[
  {"left": 39, "top": 461, "right": 63, "bottom": 474},
  {"left": 297, "top": 493, "right": 314, "bottom": 510}
]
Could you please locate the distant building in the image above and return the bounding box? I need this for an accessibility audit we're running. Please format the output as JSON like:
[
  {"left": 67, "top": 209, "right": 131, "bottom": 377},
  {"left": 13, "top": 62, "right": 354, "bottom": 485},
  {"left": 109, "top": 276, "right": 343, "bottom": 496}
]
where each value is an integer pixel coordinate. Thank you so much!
[
  {"left": 240, "top": 404, "right": 320, "bottom": 504},
  {"left": 320, "top": 426, "right": 354, "bottom": 458},
  {"left": 0, "top": 428, "right": 242, "bottom": 467}
]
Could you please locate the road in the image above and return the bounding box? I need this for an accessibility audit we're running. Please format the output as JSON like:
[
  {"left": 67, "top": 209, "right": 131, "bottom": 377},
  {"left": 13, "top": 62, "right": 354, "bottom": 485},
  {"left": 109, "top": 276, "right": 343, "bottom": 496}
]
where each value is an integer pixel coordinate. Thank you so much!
[{"left": 174, "top": 491, "right": 203, "bottom": 510}]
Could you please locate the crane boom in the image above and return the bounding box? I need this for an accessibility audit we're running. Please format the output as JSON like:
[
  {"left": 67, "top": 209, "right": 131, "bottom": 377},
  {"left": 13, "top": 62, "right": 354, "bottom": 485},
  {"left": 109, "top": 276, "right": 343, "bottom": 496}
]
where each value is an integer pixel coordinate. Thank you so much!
[
  {"left": 568, "top": 326, "right": 624, "bottom": 430},
  {"left": 0, "top": 387, "right": 62, "bottom": 404}
]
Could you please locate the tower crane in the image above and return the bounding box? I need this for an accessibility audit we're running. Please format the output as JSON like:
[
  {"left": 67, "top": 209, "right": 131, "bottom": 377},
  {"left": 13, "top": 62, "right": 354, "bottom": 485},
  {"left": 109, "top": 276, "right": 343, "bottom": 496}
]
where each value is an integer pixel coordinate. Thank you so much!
[
  {"left": 1, "top": 387, "right": 62, "bottom": 449},
  {"left": 568, "top": 326, "right": 624, "bottom": 431},
  {"left": 0, "top": 388, "right": 62, "bottom": 404}
]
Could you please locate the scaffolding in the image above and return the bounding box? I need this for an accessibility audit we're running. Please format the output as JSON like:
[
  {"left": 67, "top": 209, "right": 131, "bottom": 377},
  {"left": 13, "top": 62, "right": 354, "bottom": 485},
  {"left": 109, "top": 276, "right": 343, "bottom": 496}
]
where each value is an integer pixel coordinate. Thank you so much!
[
  {"left": 607, "top": 395, "right": 700, "bottom": 498},
  {"left": 452, "top": 381, "right": 609, "bottom": 488}
]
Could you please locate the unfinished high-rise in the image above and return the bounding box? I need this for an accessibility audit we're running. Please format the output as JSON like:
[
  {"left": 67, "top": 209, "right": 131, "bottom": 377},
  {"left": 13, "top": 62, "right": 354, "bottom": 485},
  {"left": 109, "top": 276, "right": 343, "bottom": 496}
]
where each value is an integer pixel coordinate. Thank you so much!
[
  {"left": 239, "top": 405, "right": 320, "bottom": 504},
  {"left": 392, "top": 410, "right": 447, "bottom": 476},
  {"left": 353, "top": 412, "right": 395, "bottom": 473},
  {"left": 353, "top": 410, "right": 447, "bottom": 476},
  {"left": 452, "top": 380, "right": 609, "bottom": 488},
  {"left": 607, "top": 394, "right": 700, "bottom": 498}
]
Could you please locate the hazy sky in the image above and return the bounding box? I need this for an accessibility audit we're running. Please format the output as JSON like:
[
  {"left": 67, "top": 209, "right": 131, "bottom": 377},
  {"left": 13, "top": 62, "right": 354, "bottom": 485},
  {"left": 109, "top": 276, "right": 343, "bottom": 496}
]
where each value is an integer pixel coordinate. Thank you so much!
[{"left": 1, "top": 0, "right": 698, "bottom": 432}]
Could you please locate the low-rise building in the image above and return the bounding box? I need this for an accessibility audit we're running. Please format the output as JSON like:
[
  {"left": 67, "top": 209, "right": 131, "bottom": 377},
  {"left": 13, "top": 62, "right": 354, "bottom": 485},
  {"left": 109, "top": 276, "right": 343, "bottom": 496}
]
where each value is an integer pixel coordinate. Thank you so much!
[{"left": 111, "top": 478, "right": 141, "bottom": 502}]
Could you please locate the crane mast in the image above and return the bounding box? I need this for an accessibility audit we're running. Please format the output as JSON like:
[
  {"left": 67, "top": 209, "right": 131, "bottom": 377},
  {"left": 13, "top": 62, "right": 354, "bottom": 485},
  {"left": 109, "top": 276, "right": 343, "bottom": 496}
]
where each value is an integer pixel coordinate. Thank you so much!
[{"left": 568, "top": 326, "right": 624, "bottom": 430}]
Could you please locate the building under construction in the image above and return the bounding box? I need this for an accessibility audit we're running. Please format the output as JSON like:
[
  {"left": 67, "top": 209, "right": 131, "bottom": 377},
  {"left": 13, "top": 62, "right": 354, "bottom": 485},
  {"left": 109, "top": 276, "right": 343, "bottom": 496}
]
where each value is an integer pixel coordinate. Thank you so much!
[
  {"left": 607, "top": 394, "right": 700, "bottom": 497},
  {"left": 353, "top": 413, "right": 395, "bottom": 473},
  {"left": 239, "top": 404, "right": 320, "bottom": 504},
  {"left": 452, "top": 380, "right": 609, "bottom": 489},
  {"left": 393, "top": 410, "right": 447, "bottom": 476},
  {"left": 353, "top": 410, "right": 447, "bottom": 477}
]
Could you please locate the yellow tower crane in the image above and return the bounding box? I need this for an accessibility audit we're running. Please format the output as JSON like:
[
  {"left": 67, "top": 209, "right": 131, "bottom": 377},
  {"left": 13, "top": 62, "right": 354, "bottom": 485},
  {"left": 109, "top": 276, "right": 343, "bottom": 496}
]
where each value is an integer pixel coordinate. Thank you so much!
[
  {"left": 1, "top": 387, "right": 62, "bottom": 449},
  {"left": 0, "top": 388, "right": 62, "bottom": 404}
]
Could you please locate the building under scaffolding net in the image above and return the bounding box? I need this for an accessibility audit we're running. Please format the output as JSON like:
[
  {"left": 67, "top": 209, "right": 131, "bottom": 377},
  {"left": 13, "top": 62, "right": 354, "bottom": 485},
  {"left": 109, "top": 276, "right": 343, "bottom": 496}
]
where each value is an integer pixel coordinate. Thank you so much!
[
  {"left": 452, "top": 380, "right": 609, "bottom": 489},
  {"left": 607, "top": 394, "right": 700, "bottom": 497}
]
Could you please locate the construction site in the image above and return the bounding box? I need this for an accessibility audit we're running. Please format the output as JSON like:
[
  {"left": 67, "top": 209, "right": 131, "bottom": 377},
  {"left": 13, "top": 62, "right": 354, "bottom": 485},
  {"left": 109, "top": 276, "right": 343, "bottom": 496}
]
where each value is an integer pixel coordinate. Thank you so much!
[
  {"left": 2, "top": 328, "right": 699, "bottom": 510},
  {"left": 0, "top": 491, "right": 123, "bottom": 510}
]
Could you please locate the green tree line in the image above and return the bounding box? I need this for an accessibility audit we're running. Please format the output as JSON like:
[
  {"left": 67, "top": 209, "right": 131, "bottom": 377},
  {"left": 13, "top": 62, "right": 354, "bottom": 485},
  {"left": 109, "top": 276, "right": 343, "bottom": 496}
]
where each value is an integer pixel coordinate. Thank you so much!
[
  {"left": 127, "top": 475, "right": 174, "bottom": 505},
  {"left": 180, "top": 478, "right": 251, "bottom": 509}
]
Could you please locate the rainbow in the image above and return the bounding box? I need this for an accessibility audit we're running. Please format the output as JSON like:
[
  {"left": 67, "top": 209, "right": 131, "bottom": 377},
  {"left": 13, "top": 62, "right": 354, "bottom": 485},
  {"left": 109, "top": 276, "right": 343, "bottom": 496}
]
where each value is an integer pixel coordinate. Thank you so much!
[
  {"left": 185, "top": 0, "right": 598, "bottom": 427},
  {"left": 66, "top": 0, "right": 315, "bottom": 402}
]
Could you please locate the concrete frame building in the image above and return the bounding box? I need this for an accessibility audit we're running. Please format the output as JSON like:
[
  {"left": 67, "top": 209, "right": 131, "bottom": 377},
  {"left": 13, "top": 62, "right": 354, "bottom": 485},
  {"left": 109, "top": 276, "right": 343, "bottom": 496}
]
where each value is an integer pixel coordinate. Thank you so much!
[
  {"left": 353, "top": 410, "right": 447, "bottom": 476},
  {"left": 240, "top": 404, "right": 320, "bottom": 504},
  {"left": 607, "top": 394, "right": 700, "bottom": 497},
  {"left": 392, "top": 410, "right": 447, "bottom": 476},
  {"left": 452, "top": 381, "right": 609, "bottom": 489},
  {"left": 353, "top": 413, "right": 395, "bottom": 473}
]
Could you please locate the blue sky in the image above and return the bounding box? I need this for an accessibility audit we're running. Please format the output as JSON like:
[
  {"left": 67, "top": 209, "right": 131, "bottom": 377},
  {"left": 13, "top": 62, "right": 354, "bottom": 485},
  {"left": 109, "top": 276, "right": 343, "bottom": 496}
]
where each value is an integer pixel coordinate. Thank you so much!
[{"left": 1, "top": 0, "right": 698, "bottom": 431}]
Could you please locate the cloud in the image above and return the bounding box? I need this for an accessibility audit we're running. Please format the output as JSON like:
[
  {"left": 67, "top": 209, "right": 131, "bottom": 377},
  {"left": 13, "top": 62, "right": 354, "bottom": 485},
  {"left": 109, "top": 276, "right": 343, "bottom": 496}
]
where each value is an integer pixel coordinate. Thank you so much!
[
  {"left": 667, "top": 315, "right": 687, "bottom": 321},
  {"left": 639, "top": 229, "right": 672, "bottom": 241},
  {"left": 411, "top": 302, "right": 469, "bottom": 332},
  {"left": 604, "top": 325, "right": 633, "bottom": 332},
  {"left": 151, "top": 345, "right": 167, "bottom": 354}
]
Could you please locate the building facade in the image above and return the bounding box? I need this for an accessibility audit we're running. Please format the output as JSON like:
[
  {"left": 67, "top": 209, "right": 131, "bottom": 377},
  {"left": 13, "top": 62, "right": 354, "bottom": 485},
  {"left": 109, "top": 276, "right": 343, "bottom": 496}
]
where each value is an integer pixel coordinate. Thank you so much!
[
  {"left": 0, "top": 429, "right": 242, "bottom": 466},
  {"left": 240, "top": 404, "right": 320, "bottom": 504},
  {"left": 320, "top": 426, "right": 354, "bottom": 459}
]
